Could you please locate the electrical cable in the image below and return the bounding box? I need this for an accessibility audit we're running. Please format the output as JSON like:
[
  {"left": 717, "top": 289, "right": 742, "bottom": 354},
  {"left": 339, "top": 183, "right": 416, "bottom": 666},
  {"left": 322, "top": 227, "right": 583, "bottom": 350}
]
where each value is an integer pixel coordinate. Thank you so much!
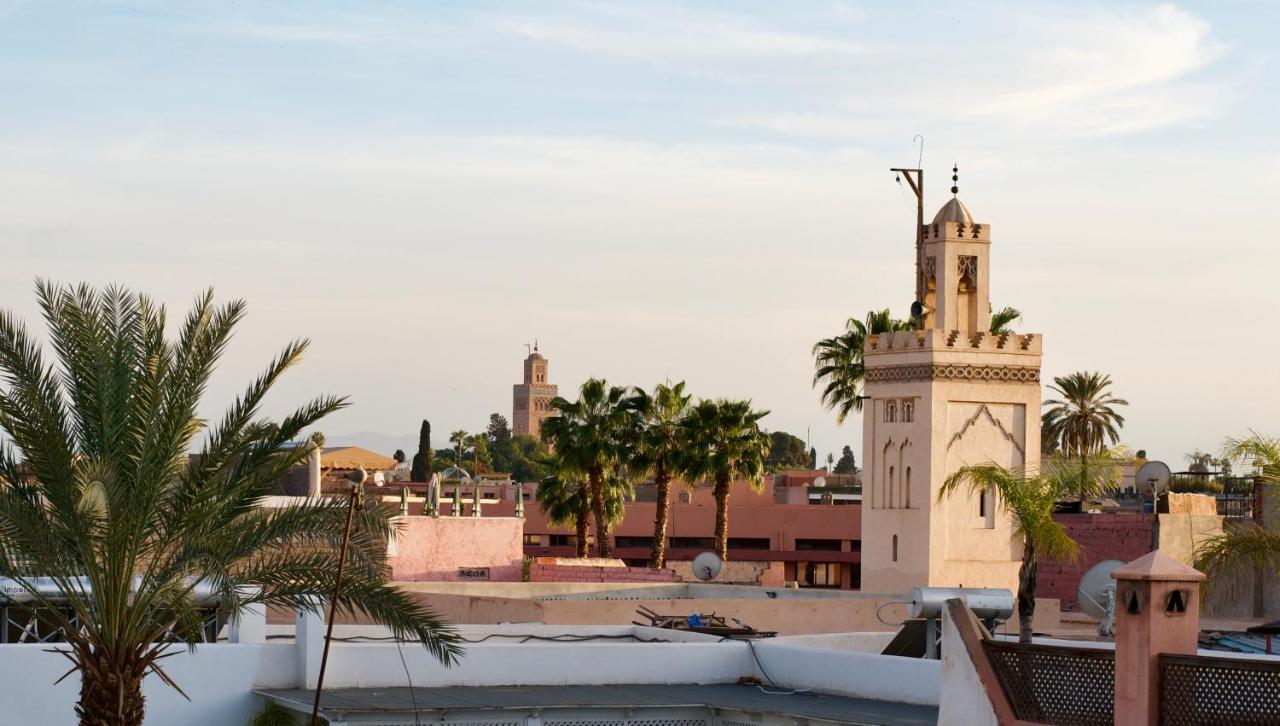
[{"left": 394, "top": 637, "right": 422, "bottom": 726}]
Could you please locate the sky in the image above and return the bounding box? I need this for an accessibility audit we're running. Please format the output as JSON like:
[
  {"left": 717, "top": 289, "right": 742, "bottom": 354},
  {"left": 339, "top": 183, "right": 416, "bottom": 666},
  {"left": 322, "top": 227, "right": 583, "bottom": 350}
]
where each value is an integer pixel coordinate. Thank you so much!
[{"left": 1, "top": 1, "right": 1278, "bottom": 466}]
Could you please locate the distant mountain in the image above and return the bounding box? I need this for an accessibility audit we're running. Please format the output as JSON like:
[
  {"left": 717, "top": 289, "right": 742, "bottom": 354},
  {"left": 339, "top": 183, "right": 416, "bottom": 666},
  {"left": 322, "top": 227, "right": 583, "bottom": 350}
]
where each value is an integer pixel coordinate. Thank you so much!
[{"left": 324, "top": 430, "right": 416, "bottom": 459}]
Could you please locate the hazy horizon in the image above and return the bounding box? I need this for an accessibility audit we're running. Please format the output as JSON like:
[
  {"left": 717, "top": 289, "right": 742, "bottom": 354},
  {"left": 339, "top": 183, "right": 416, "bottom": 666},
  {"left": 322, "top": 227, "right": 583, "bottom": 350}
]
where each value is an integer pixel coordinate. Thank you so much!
[{"left": 2, "top": 1, "right": 1278, "bottom": 467}]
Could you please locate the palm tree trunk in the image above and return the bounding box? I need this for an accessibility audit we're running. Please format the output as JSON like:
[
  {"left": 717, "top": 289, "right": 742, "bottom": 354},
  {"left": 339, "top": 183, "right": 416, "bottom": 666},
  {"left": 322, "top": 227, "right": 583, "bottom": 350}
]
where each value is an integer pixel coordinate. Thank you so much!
[
  {"left": 1018, "top": 541, "right": 1037, "bottom": 644},
  {"left": 650, "top": 461, "right": 671, "bottom": 569},
  {"left": 575, "top": 484, "right": 590, "bottom": 559},
  {"left": 714, "top": 472, "right": 730, "bottom": 560},
  {"left": 589, "top": 465, "right": 612, "bottom": 558},
  {"left": 76, "top": 654, "right": 146, "bottom": 726}
]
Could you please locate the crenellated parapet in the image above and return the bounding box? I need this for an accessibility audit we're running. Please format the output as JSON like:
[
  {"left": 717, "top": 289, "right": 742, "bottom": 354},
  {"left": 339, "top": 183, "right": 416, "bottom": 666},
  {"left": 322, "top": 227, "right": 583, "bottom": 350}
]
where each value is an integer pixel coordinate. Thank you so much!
[
  {"left": 924, "top": 220, "right": 990, "bottom": 242},
  {"left": 865, "top": 329, "right": 1041, "bottom": 355}
]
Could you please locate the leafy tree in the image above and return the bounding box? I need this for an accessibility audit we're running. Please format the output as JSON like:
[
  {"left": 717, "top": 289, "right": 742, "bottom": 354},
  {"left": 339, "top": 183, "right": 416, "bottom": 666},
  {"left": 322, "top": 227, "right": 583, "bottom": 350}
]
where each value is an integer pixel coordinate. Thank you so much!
[
  {"left": 766, "top": 431, "right": 809, "bottom": 471},
  {"left": 629, "top": 381, "right": 693, "bottom": 568},
  {"left": 1186, "top": 450, "right": 1214, "bottom": 474},
  {"left": 937, "top": 460, "right": 1103, "bottom": 643},
  {"left": 491, "top": 435, "right": 551, "bottom": 482},
  {"left": 812, "top": 309, "right": 913, "bottom": 424},
  {"left": 541, "top": 379, "right": 634, "bottom": 558},
  {"left": 0, "top": 283, "right": 460, "bottom": 725},
  {"left": 989, "top": 306, "right": 1022, "bottom": 334},
  {"left": 834, "top": 446, "right": 857, "bottom": 474},
  {"left": 681, "top": 400, "right": 771, "bottom": 560},
  {"left": 410, "top": 420, "right": 432, "bottom": 481},
  {"left": 392, "top": 449, "right": 406, "bottom": 467},
  {"left": 467, "top": 433, "right": 491, "bottom": 473},
  {"left": 487, "top": 413, "right": 512, "bottom": 444},
  {"left": 1196, "top": 433, "right": 1280, "bottom": 596},
  {"left": 1041, "top": 371, "right": 1128, "bottom": 458}
]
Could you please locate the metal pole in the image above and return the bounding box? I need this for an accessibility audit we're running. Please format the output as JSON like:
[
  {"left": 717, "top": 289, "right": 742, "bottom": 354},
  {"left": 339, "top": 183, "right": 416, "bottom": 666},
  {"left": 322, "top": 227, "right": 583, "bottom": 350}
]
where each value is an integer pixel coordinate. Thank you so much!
[{"left": 310, "top": 476, "right": 362, "bottom": 726}]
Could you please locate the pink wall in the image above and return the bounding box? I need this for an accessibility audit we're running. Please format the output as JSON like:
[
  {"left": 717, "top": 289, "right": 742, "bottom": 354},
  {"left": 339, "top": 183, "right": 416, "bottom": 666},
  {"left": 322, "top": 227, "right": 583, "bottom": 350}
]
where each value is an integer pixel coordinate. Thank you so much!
[
  {"left": 528, "top": 563, "right": 678, "bottom": 584},
  {"left": 389, "top": 517, "right": 524, "bottom": 582}
]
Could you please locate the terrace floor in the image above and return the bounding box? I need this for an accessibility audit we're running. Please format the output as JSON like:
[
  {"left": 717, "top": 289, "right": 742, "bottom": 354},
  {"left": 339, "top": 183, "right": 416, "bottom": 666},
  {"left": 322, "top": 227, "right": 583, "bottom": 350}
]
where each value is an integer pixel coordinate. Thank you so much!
[{"left": 258, "top": 683, "right": 939, "bottom": 725}]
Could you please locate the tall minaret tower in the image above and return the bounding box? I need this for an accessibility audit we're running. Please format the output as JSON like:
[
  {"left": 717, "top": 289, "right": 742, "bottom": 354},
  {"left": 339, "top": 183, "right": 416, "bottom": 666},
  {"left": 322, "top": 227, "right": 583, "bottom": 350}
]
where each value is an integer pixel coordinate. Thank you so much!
[
  {"left": 859, "top": 167, "right": 1043, "bottom": 595},
  {"left": 512, "top": 342, "right": 558, "bottom": 439}
]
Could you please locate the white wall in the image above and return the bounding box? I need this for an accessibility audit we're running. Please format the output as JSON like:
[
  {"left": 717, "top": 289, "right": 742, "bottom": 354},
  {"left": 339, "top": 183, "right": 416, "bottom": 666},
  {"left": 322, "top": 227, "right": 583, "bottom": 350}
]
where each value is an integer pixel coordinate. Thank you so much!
[
  {"left": 0, "top": 643, "right": 296, "bottom": 726},
  {"left": 748, "top": 639, "right": 941, "bottom": 706}
]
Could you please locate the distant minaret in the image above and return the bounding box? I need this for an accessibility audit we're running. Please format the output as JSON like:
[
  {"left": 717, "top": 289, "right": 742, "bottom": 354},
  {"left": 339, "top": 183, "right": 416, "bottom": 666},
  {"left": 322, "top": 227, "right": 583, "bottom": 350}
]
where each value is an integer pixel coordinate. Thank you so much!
[
  {"left": 512, "top": 342, "right": 557, "bottom": 439},
  {"left": 860, "top": 166, "right": 1043, "bottom": 595}
]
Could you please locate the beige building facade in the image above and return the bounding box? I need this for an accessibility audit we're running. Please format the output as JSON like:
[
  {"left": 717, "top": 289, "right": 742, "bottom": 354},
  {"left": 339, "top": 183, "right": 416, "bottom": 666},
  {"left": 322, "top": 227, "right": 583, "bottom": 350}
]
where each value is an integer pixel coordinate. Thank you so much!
[
  {"left": 512, "top": 344, "right": 558, "bottom": 439},
  {"left": 860, "top": 190, "right": 1043, "bottom": 595}
]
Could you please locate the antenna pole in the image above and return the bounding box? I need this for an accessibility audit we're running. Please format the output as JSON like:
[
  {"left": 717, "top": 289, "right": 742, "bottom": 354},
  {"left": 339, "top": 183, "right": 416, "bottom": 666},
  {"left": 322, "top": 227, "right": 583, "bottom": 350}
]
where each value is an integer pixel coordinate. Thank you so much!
[{"left": 891, "top": 167, "right": 925, "bottom": 307}]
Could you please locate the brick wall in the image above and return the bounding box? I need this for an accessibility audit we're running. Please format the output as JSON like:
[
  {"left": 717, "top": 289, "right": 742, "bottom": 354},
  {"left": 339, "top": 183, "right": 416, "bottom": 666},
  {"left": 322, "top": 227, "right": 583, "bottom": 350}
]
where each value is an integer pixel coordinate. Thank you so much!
[
  {"left": 1036, "top": 513, "right": 1156, "bottom": 607},
  {"left": 527, "top": 563, "right": 679, "bottom": 584}
]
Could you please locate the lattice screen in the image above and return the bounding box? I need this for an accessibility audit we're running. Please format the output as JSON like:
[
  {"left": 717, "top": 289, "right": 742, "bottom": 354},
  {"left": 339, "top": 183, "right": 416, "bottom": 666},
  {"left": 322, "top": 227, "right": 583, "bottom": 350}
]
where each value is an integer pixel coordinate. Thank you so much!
[
  {"left": 983, "top": 640, "right": 1115, "bottom": 726},
  {"left": 1160, "top": 653, "right": 1280, "bottom": 725}
]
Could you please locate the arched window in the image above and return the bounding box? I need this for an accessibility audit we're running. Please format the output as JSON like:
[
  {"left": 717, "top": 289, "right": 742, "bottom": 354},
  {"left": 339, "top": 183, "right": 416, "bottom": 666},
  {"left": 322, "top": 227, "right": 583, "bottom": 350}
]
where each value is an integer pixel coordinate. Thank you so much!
[
  {"left": 888, "top": 466, "right": 895, "bottom": 509},
  {"left": 885, "top": 401, "right": 897, "bottom": 423},
  {"left": 892, "top": 534, "right": 898, "bottom": 562},
  {"left": 904, "top": 467, "right": 912, "bottom": 509},
  {"left": 902, "top": 400, "right": 914, "bottom": 423}
]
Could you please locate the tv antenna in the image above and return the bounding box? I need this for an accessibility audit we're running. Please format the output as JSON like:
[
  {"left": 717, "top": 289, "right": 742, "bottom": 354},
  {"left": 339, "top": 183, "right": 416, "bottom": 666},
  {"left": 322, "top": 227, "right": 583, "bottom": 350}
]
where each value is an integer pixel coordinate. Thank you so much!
[{"left": 891, "top": 135, "right": 926, "bottom": 317}]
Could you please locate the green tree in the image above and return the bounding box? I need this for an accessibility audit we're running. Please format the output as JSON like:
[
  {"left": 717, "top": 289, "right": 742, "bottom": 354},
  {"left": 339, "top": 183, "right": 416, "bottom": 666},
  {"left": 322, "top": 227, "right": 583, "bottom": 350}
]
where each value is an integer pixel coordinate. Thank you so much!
[
  {"left": 989, "top": 306, "right": 1022, "bottom": 334},
  {"left": 0, "top": 283, "right": 460, "bottom": 725},
  {"left": 937, "top": 461, "right": 1099, "bottom": 643},
  {"left": 1041, "top": 371, "right": 1128, "bottom": 457},
  {"left": 410, "top": 420, "right": 432, "bottom": 481},
  {"left": 629, "top": 381, "right": 693, "bottom": 569},
  {"left": 681, "top": 400, "right": 771, "bottom": 560},
  {"left": 467, "top": 433, "right": 491, "bottom": 473},
  {"left": 487, "top": 413, "right": 512, "bottom": 444},
  {"left": 491, "top": 434, "right": 551, "bottom": 482},
  {"left": 766, "top": 431, "right": 809, "bottom": 472},
  {"left": 535, "top": 471, "right": 591, "bottom": 558},
  {"left": 449, "top": 429, "right": 468, "bottom": 467},
  {"left": 392, "top": 449, "right": 407, "bottom": 467},
  {"left": 1196, "top": 433, "right": 1280, "bottom": 597},
  {"left": 834, "top": 446, "right": 857, "bottom": 474},
  {"left": 812, "top": 309, "right": 913, "bottom": 424},
  {"left": 541, "top": 379, "right": 634, "bottom": 558}
]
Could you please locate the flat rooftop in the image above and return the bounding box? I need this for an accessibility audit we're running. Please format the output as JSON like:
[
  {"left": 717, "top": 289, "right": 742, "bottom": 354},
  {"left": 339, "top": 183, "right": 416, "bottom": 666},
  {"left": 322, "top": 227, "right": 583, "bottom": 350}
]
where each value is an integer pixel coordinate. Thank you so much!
[{"left": 258, "top": 684, "right": 939, "bottom": 725}]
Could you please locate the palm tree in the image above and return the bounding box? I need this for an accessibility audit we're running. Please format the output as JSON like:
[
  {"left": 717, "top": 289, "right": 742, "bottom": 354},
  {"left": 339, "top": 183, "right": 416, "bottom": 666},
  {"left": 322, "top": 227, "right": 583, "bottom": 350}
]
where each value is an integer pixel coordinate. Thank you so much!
[
  {"left": 812, "top": 309, "right": 913, "bottom": 424},
  {"left": 541, "top": 379, "right": 633, "bottom": 558},
  {"left": 681, "top": 400, "right": 771, "bottom": 560},
  {"left": 937, "top": 461, "right": 1092, "bottom": 643},
  {"left": 0, "top": 283, "right": 460, "bottom": 725},
  {"left": 1196, "top": 433, "right": 1280, "bottom": 596},
  {"left": 534, "top": 471, "right": 591, "bottom": 558},
  {"left": 466, "top": 433, "right": 489, "bottom": 474},
  {"left": 1041, "top": 371, "right": 1128, "bottom": 458},
  {"left": 629, "top": 382, "right": 693, "bottom": 569},
  {"left": 989, "top": 306, "right": 1022, "bottom": 334},
  {"left": 449, "top": 429, "right": 468, "bottom": 466}
]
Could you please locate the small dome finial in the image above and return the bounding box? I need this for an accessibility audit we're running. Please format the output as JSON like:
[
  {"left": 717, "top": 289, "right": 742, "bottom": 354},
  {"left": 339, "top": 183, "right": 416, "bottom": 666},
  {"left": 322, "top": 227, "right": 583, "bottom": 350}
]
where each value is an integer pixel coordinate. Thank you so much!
[
  {"left": 534, "top": 339, "right": 539, "bottom": 353},
  {"left": 951, "top": 164, "right": 959, "bottom": 197}
]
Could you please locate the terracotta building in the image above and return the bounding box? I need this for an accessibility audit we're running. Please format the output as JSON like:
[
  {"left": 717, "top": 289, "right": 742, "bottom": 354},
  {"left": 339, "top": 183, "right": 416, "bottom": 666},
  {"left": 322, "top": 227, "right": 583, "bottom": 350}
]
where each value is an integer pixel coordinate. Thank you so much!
[
  {"left": 521, "top": 474, "right": 864, "bottom": 589},
  {"left": 860, "top": 172, "right": 1043, "bottom": 594},
  {"left": 512, "top": 343, "right": 557, "bottom": 439}
]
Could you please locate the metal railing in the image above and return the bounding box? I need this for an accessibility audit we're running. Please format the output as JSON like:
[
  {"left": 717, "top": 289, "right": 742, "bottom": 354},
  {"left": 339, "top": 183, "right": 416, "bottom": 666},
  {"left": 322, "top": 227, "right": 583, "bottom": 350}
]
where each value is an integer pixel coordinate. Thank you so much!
[
  {"left": 1160, "top": 652, "right": 1280, "bottom": 725},
  {"left": 983, "top": 639, "right": 1115, "bottom": 726}
]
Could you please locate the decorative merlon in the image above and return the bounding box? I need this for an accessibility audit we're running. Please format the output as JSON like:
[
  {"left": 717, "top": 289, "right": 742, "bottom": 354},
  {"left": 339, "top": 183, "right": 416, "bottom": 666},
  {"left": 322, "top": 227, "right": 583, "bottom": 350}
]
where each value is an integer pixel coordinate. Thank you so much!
[{"left": 865, "top": 329, "right": 1042, "bottom": 355}]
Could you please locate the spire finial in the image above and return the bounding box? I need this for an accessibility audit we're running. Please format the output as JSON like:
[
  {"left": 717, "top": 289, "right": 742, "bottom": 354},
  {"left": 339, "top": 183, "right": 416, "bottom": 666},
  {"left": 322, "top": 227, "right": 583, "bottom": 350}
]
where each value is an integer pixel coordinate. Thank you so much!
[
  {"left": 951, "top": 164, "right": 959, "bottom": 197},
  {"left": 534, "top": 339, "right": 539, "bottom": 353}
]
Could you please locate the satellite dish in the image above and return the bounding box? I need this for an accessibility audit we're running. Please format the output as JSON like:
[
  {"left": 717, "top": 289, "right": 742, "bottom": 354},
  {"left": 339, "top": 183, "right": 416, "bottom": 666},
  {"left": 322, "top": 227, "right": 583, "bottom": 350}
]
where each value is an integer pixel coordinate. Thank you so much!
[
  {"left": 1077, "top": 559, "right": 1125, "bottom": 637},
  {"left": 1136, "top": 460, "right": 1171, "bottom": 496},
  {"left": 813, "top": 476, "right": 827, "bottom": 488},
  {"left": 692, "top": 552, "right": 722, "bottom": 581}
]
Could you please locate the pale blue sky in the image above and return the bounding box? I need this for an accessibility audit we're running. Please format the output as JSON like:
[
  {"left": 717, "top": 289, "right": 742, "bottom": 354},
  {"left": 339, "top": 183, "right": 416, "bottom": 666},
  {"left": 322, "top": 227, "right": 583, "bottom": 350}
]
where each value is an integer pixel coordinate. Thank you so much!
[{"left": 2, "top": 1, "right": 1278, "bottom": 465}]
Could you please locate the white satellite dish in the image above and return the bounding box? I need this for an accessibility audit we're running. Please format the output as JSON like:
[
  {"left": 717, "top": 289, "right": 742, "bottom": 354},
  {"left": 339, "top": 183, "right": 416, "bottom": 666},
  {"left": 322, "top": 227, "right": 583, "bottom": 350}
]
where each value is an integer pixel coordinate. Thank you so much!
[
  {"left": 1136, "top": 460, "right": 1171, "bottom": 497},
  {"left": 692, "top": 551, "right": 722, "bottom": 581},
  {"left": 1077, "top": 559, "right": 1125, "bottom": 637},
  {"left": 812, "top": 476, "right": 827, "bottom": 488}
]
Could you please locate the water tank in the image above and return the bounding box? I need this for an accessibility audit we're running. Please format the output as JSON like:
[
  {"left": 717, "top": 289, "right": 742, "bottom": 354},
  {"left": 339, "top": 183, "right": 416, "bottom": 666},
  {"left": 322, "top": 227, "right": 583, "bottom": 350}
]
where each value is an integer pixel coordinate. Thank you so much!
[{"left": 907, "top": 587, "right": 1014, "bottom": 620}]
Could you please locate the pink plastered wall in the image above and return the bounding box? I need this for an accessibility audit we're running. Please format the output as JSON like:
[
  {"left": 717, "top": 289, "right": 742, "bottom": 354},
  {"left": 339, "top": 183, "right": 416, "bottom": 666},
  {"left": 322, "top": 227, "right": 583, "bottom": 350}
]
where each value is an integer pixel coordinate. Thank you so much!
[{"left": 389, "top": 517, "right": 524, "bottom": 582}]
